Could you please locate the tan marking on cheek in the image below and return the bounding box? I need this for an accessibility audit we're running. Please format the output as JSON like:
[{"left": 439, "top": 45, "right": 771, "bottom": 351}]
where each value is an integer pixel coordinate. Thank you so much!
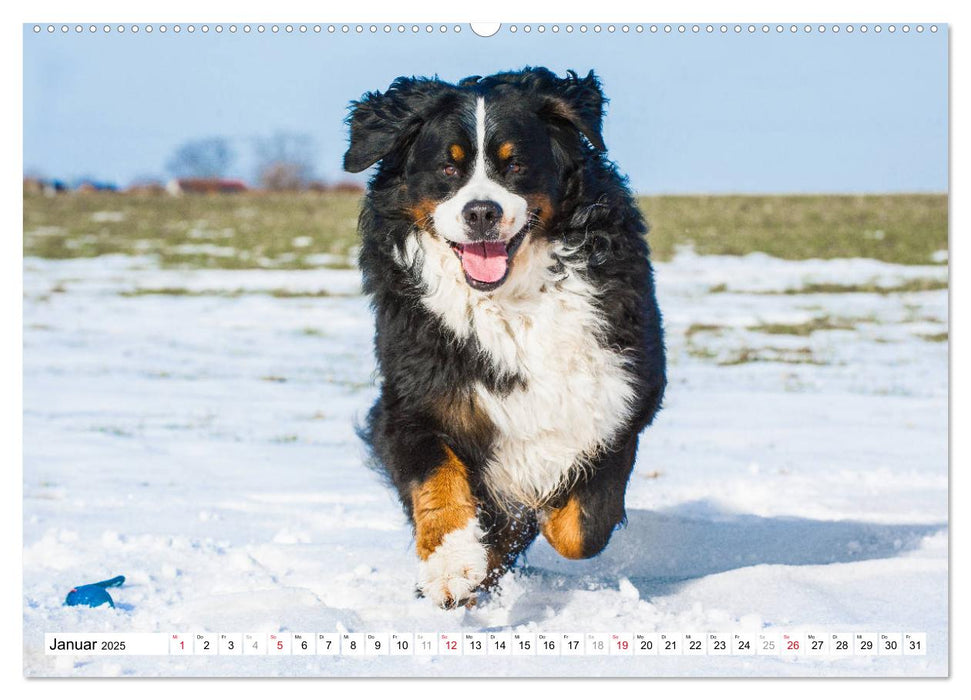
[
  {"left": 541, "top": 495, "right": 585, "bottom": 559},
  {"left": 498, "top": 142, "right": 514, "bottom": 160},
  {"left": 449, "top": 144, "right": 465, "bottom": 162},
  {"left": 525, "top": 193, "right": 555, "bottom": 228},
  {"left": 408, "top": 198, "right": 438, "bottom": 227},
  {"left": 411, "top": 445, "right": 478, "bottom": 560}
]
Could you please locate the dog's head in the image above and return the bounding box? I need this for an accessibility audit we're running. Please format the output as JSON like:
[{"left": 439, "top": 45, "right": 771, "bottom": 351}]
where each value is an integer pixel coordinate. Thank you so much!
[{"left": 344, "top": 68, "right": 607, "bottom": 292}]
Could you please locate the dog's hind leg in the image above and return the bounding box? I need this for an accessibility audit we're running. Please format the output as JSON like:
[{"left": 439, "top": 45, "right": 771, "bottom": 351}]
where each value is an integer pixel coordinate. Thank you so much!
[{"left": 540, "top": 431, "right": 639, "bottom": 560}]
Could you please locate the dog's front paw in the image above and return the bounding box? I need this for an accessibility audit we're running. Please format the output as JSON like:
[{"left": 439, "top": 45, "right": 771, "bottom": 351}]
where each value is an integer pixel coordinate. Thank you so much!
[{"left": 417, "top": 520, "right": 488, "bottom": 608}]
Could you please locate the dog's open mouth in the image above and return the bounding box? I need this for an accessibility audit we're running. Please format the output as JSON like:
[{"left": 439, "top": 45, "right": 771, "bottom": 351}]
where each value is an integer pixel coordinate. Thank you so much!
[{"left": 448, "top": 227, "right": 528, "bottom": 291}]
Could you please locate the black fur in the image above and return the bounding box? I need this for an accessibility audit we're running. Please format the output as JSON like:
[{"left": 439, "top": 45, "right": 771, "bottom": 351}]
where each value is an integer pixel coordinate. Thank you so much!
[{"left": 344, "top": 67, "right": 666, "bottom": 596}]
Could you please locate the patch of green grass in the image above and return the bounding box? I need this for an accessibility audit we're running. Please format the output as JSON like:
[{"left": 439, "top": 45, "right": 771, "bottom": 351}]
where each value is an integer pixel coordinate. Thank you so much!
[
  {"left": 717, "top": 346, "right": 823, "bottom": 366},
  {"left": 917, "top": 332, "right": 949, "bottom": 343},
  {"left": 748, "top": 317, "right": 858, "bottom": 336},
  {"left": 268, "top": 289, "right": 333, "bottom": 298},
  {"left": 640, "top": 193, "right": 948, "bottom": 265},
  {"left": 710, "top": 278, "right": 948, "bottom": 295},
  {"left": 24, "top": 191, "right": 361, "bottom": 269},
  {"left": 774, "top": 279, "right": 948, "bottom": 295},
  {"left": 120, "top": 287, "right": 215, "bottom": 297},
  {"left": 25, "top": 192, "right": 947, "bottom": 269},
  {"left": 120, "top": 287, "right": 344, "bottom": 298},
  {"left": 685, "top": 345, "right": 719, "bottom": 360},
  {"left": 684, "top": 323, "right": 727, "bottom": 338}
]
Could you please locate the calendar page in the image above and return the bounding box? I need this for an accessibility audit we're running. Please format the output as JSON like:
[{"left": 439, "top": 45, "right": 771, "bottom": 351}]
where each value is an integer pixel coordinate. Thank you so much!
[{"left": 21, "top": 16, "right": 948, "bottom": 678}]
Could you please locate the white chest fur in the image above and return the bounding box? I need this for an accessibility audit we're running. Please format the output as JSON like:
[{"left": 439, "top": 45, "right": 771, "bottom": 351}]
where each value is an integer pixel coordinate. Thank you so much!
[{"left": 403, "top": 232, "right": 637, "bottom": 507}]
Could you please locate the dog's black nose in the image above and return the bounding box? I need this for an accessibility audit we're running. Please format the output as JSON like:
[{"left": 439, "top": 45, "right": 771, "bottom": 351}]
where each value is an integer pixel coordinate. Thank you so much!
[{"left": 462, "top": 200, "right": 503, "bottom": 239}]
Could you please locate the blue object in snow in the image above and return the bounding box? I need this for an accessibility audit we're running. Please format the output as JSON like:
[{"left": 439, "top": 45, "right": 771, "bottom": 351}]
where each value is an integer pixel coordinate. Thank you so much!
[{"left": 64, "top": 575, "right": 125, "bottom": 608}]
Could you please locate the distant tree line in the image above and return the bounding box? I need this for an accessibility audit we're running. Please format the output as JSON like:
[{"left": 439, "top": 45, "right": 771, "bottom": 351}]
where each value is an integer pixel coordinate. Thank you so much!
[
  {"left": 25, "top": 131, "right": 364, "bottom": 195},
  {"left": 166, "top": 132, "right": 322, "bottom": 191},
  {"left": 165, "top": 137, "right": 234, "bottom": 180}
]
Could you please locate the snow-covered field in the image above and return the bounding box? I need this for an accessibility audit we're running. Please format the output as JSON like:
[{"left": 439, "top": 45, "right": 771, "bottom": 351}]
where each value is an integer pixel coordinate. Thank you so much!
[{"left": 23, "top": 250, "right": 948, "bottom": 677}]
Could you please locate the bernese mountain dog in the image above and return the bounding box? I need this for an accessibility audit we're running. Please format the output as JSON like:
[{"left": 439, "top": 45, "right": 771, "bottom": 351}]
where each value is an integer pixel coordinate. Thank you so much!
[{"left": 343, "top": 67, "right": 666, "bottom": 608}]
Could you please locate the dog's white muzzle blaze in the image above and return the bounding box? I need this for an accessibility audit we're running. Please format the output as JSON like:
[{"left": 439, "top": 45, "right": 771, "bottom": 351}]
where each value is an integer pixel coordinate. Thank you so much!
[
  {"left": 432, "top": 98, "right": 529, "bottom": 288},
  {"left": 432, "top": 98, "right": 529, "bottom": 246}
]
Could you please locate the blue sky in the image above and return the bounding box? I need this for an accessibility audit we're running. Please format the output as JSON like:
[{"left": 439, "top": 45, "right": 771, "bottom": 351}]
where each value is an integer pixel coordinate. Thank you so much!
[{"left": 23, "top": 24, "right": 948, "bottom": 194}]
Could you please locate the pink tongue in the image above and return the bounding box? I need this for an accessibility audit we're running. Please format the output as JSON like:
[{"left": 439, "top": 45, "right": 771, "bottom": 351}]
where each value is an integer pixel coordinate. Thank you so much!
[{"left": 459, "top": 242, "right": 508, "bottom": 283}]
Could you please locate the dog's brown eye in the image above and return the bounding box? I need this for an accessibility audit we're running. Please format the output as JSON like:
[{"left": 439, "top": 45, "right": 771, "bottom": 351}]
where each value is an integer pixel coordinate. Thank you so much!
[
  {"left": 443, "top": 165, "right": 459, "bottom": 177},
  {"left": 506, "top": 161, "right": 522, "bottom": 174}
]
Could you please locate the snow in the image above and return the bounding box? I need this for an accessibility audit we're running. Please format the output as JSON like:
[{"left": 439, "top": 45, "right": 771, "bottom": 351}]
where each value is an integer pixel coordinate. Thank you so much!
[{"left": 22, "top": 251, "right": 948, "bottom": 676}]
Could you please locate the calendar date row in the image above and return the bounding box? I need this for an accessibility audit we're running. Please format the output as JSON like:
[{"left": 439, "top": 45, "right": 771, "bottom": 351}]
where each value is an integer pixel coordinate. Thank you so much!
[{"left": 45, "top": 632, "right": 927, "bottom": 657}]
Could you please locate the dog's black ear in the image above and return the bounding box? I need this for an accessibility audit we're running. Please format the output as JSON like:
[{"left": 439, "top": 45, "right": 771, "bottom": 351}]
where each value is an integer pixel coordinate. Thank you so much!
[
  {"left": 344, "top": 77, "right": 451, "bottom": 173},
  {"left": 343, "top": 88, "right": 402, "bottom": 173},
  {"left": 537, "top": 69, "right": 607, "bottom": 152}
]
